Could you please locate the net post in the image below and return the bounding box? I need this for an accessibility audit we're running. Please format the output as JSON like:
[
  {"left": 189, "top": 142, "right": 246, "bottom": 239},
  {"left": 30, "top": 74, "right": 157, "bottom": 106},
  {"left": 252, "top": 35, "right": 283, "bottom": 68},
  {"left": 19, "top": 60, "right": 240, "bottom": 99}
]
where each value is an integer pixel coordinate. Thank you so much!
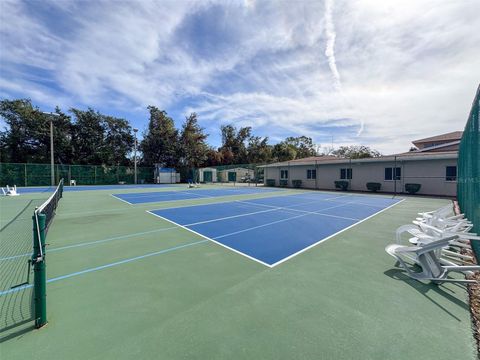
[{"left": 32, "top": 212, "right": 47, "bottom": 328}]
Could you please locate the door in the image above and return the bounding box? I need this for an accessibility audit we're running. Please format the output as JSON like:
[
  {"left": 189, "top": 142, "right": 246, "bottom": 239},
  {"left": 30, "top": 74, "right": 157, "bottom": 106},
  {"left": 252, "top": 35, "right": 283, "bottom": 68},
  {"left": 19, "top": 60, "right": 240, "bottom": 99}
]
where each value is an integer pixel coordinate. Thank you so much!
[{"left": 204, "top": 171, "right": 212, "bottom": 182}]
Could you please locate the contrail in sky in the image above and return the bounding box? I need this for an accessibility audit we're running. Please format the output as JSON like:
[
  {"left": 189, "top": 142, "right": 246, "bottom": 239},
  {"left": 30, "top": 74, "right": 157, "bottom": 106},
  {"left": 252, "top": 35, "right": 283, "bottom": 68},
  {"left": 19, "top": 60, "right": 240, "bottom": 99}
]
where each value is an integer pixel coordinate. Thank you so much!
[
  {"left": 324, "top": 0, "right": 341, "bottom": 91},
  {"left": 324, "top": 0, "right": 364, "bottom": 136}
]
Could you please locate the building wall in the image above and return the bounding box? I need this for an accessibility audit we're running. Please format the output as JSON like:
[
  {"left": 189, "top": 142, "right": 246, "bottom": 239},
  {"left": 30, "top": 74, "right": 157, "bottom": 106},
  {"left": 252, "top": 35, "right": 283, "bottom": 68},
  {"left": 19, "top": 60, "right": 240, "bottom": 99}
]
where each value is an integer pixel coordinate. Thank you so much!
[
  {"left": 263, "top": 158, "right": 457, "bottom": 196},
  {"left": 218, "top": 168, "right": 255, "bottom": 182},
  {"left": 199, "top": 168, "right": 217, "bottom": 183}
]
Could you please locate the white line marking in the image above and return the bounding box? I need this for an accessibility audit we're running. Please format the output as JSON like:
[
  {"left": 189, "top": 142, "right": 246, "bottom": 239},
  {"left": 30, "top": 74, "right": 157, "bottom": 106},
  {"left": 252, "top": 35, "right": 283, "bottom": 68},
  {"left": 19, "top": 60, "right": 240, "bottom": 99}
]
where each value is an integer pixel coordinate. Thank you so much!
[
  {"left": 269, "top": 198, "right": 406, "bottom": 267},
  {"left": 147, "top": 210, "right": 272, "bottom": 267},
  {"left": 184, "top": 208, "right": 280, "bottom": 226},
  {"left": 116, "top": 191, "right": 194, "bottom": 198},
  {"left": 235, "top": 199, "right": 361, "bottom": 221},
  {"left": 110, "top": 193, "right": 134, "bottom": 205},
  {"left": 149, "top": 198, "right": 404, "bottom": 267}
]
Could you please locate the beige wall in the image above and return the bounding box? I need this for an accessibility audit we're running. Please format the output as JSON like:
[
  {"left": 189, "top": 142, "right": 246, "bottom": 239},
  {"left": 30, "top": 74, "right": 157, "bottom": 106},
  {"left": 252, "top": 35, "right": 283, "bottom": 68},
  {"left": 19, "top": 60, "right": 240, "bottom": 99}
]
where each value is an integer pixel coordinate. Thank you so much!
[
  {"left": 263, "top": 158, "right": 457, "bottom": 196},
  {"left": 218, "top": 168, "right": 255, "bottom": 182}
]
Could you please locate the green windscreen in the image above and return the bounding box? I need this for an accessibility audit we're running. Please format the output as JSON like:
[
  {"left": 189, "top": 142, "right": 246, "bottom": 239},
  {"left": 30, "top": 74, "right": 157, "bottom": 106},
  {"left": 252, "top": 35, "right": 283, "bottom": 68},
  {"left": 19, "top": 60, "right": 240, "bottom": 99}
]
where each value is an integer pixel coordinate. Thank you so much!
[
  {"left": 0, "top": 163, "right": 155, "bottom": 186},
  {"left": 457, "top": 84, "right": 480, "bottom": 258}
]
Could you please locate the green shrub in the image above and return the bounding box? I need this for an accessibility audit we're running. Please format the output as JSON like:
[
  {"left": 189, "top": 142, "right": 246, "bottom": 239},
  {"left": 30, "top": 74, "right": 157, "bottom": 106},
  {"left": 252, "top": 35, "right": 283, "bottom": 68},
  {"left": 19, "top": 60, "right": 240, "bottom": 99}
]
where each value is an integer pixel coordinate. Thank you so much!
[
  {"left": 405, "top": 183, "right": 421, "bottom": 194},
  {"left": 266, "top": 179, "right": 276, "bottom": 187},
  {"left": 334, "top": 180, "right": 349, "bottom": 191},
  {"left": 279, "top": 179, "right": 288, "bottom": 187},
  {"left": 292, "top": 179, "right": 302, "bottom": 188},
  {"left": 366, "top": 182, "right": 381, "bottom": 192}
]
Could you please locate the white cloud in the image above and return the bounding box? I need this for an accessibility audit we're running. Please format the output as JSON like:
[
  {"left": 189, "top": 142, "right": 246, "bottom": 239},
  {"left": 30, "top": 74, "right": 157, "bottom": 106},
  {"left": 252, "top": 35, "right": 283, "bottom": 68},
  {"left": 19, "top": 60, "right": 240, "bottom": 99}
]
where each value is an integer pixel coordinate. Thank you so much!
[{"left": 0, "top": 0, "right": 479, "bottom": 153}]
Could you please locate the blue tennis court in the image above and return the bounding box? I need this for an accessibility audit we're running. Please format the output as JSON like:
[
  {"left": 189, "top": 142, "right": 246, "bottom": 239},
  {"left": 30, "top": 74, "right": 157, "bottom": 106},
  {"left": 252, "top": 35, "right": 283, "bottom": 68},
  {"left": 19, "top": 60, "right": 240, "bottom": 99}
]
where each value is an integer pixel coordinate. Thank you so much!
[
  {"left": 13, "top": 184, "right": 179, "bottom": 194},
  {"left": 149, "top": 192, "right": 403, "bottom": 266},
  {"left": 113, "top": 187, "right": 281, "bottom": 204}
]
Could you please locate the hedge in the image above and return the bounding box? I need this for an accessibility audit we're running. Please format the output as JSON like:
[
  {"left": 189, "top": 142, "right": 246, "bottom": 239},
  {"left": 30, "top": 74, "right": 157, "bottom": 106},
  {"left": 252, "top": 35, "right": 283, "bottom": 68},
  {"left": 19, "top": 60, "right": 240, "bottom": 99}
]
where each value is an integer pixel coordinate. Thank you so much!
[{"left": 366, "top": 182, "right": 381, "bottom": 192}]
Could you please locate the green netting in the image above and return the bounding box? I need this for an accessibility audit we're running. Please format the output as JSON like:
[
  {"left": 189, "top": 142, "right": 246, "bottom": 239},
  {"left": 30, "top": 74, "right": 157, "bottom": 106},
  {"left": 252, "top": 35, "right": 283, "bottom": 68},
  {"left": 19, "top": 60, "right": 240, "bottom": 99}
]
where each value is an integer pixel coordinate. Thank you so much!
[
  {"left": 0, "top": 163, "right": 155, "bottom": 186},
  {"left": 457, "top": 84, "right": 480, "bottom": 258}
]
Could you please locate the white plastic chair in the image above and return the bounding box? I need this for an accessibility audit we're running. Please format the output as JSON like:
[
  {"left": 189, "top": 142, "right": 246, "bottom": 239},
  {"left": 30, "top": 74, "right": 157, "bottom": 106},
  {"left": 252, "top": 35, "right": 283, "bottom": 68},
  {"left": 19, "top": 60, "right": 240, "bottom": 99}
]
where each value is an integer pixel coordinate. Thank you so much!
[{"left": 386, "top": 235, "right": 480, "bottom": 284}]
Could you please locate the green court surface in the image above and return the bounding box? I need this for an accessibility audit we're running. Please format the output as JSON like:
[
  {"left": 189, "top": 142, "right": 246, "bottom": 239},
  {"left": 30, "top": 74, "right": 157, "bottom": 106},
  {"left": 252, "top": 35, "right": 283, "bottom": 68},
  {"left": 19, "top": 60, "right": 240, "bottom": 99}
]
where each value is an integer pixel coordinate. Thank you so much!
[{"left": 0, "top": 186, "right": 477, "bottom": 359}]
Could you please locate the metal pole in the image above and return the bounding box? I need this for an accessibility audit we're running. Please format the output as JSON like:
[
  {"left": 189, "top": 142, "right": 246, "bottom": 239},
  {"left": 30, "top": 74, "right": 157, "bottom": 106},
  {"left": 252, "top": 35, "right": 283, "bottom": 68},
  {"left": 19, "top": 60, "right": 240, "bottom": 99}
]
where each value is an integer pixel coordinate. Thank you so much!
[
  {"left": 133, "top": 128, "right": 138, "bottom": 184},
  {"left": 394, "top": 155, "right": 397, "bottom": 196},
  {"left": 33, "top": 212, "right": 47, "bottom": 328},
  {"left": 50, "top": 119, "right": 54, "bottom": 186},
  {"left": 41, "top": 112, "right": 59, "bottom": 186}
]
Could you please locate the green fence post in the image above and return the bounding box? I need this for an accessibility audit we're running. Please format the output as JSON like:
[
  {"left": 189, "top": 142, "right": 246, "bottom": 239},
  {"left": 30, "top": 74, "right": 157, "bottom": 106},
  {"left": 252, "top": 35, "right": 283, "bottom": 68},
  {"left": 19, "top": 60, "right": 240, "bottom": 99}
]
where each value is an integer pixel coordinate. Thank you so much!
[{"left": 32, "top": 212, "right": 47, "bottom": 328}]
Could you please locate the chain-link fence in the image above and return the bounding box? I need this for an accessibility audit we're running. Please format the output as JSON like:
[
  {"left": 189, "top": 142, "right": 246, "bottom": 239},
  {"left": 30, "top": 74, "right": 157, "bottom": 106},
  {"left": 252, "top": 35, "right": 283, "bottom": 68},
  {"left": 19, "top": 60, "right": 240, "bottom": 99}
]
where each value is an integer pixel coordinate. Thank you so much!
[
  {"left": 458, "top": 84, "right": 480, "bottom": 258},
  {"left": 0, "top": 163, "right": 155, "bottom": 186}
]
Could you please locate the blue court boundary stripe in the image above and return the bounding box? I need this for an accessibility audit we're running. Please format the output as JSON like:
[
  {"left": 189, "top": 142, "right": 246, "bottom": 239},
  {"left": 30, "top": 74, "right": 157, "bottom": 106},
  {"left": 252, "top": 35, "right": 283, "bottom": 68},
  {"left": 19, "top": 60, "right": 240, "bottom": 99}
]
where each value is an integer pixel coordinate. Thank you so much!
[
  {"left": 0, "top": 239, "right": 208, "bottom": 296},
  {"left": 0, "top": 226, "right": 179, "bottom": 262}
]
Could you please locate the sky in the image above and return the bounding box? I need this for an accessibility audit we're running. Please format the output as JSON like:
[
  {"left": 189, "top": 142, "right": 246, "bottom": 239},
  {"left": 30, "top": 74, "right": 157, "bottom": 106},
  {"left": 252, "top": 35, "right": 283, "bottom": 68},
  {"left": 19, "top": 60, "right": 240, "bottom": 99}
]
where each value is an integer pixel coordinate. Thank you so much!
[{"left": 0, "top": 0, "right": 479, "bottom": 154}]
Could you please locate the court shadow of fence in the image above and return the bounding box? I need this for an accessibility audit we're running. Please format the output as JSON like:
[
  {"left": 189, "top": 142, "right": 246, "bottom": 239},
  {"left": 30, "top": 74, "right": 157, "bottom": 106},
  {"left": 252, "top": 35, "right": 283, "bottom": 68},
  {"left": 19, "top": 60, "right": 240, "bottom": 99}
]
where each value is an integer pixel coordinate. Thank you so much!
[{"left": 383, "top": 268, "right": 469, "bottom": 321}]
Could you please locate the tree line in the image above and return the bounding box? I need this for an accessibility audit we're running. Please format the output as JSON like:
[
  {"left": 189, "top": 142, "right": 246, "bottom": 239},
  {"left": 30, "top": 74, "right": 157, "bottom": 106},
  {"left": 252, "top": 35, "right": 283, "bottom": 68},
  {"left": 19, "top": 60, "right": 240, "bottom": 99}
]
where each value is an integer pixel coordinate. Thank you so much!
[{"left": 0, "top": 98, "right": 381, "bottom": 170}]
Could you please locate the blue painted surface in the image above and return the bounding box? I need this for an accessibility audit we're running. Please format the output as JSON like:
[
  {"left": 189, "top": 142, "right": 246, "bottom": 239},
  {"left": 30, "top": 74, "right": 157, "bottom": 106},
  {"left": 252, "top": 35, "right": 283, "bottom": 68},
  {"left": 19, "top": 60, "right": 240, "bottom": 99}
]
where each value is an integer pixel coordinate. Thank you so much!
[
  {"left": 14, "top": 184, "right": 179, "bottom": 194},
  {"left": 151, "top": 193, "right": 401, "bottom": 266},
  {"left": 113, "top": 187, "right": 281, "bottom": 204}
]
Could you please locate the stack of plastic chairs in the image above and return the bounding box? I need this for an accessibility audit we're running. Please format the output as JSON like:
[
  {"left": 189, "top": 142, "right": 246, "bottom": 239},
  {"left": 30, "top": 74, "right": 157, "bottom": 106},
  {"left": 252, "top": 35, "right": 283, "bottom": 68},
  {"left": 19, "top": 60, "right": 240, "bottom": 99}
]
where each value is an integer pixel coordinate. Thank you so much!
[{"left": 386, "top": 203, "right": 480, "bottom": 284}]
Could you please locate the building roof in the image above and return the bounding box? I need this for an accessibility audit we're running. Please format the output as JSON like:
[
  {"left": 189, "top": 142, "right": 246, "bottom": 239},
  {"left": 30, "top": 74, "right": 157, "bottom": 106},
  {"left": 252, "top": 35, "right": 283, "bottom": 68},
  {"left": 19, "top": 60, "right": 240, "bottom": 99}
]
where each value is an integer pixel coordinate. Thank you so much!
[
  {"left": 414, "top": 140, "right": 460, "bottom": 152},
  {"left": 260, "top": 151, "right": 458, "bottom": 168},
  {"left": 412, "top": 131, "right": 463, "bottom": 145}
]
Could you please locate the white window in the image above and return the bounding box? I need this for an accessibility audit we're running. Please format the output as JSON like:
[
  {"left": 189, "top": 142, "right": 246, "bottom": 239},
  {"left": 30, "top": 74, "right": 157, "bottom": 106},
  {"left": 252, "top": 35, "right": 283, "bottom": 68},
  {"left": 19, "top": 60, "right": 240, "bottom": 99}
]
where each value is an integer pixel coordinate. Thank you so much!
[
  {"left": 307, "top": 169, "right": 316, "bottom": 179},
  {"left": 445, "top": 166, "right": 457, "bottom": 181},
  {"left": 340, "top": 168, "right": 352, "bottom": 180},
  {"left": 385, "top": 167, "right": 401, "bottom": 181}
]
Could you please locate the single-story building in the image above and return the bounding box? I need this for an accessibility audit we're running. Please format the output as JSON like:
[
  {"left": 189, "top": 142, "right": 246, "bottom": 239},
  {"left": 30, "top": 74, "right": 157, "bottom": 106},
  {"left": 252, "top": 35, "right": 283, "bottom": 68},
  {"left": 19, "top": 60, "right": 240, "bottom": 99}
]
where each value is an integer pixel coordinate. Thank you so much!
[
  {"left": 217, "top": 167, "right": 255, "bottom": 182},
  {"left": 262, "top": 132, "right": 462, "bottom": 197},
  {"left": 154, "top": 166, "right": 180, "bottom": 184},
  {"left": 198, "top": 167, "right": 217, "bottom": 183}
]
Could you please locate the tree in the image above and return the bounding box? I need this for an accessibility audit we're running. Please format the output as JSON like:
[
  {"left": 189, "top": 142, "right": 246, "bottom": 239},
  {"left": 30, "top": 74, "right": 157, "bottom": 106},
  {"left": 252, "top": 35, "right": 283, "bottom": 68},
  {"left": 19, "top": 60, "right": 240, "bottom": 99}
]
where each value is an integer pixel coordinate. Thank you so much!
[
  {"left": 0, "top": 99, "right": 72, "bottom": 163},
  {"left": 204, "top": 148, "right": 223, "bottom": 166},
  {"left": 101, "top": 115, "right": 134, "bottom": 165},
  {"left": 270, "top": 136, "right": 317, "bottom": 162},
  {"left": 247, "top": 136, "right": 272, "bottom": 163},
  {"left": 271, "top": 142, "right": 297, "bottom": 162},
  {"left": 140, "top": 106, "right": 179, "bottom": 166},
  {"left": 283, "top": 136, "right": 317, "bottom": 158},
  {"left": 218, "top": 125, "right": 251, "bottom": 164},
  {"left": 70, "top": 108, "right": 134, "bottom": 165},
  {"left": 179, "top": 112, "right": 209, "bottom": 169},
  {"left": 332, "top": 145, "right": 381, "bottom": 159}
]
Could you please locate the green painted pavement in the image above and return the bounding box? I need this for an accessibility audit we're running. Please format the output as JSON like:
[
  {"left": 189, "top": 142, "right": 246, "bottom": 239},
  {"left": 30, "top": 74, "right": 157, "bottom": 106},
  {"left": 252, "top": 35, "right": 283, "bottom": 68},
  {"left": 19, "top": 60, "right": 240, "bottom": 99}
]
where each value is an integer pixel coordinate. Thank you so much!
[{"left": 0, "top": 186, "right": 476, "bottom": 359}]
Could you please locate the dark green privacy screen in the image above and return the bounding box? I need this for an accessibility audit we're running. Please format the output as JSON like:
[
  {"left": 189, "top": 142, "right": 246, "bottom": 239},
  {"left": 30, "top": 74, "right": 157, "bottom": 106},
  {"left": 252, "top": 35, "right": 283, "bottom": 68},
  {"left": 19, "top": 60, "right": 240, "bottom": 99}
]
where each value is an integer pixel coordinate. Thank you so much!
[
  {"left": 457, "top": 84, "right": 480, "bottom": 258},
  {"left": 0, "top": 163, "right": 154, "bottom": 186}
]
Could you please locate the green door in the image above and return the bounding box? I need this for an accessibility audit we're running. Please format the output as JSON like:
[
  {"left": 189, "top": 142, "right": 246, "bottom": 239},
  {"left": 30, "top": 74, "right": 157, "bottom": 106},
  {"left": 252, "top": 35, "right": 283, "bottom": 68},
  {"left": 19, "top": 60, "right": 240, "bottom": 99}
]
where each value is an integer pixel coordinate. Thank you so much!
[
  {"left": 204, "top": 171, "right": 212, "bottom": 182},
  {"left": 228, "top": 171, "right": 236, "bottom": 182}
]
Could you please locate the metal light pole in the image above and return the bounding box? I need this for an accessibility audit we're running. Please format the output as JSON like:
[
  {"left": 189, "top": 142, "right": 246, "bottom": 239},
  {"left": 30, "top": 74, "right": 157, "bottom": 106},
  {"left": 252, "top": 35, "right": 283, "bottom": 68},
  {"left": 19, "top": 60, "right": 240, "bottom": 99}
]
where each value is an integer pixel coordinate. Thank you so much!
[
  {"left": 42, "top": 112, "right": 60, "bottom": 186},
  {"left": 133, "top": 128, "right": 138, "bottom": 184}
]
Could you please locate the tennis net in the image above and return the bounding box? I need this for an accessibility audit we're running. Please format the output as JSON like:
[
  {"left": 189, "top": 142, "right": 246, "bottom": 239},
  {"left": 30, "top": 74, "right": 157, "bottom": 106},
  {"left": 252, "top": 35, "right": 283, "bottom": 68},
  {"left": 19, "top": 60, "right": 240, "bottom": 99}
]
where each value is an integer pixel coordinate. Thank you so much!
[{"left": 32, "top": 178, "right": 64, "bottom": 328}]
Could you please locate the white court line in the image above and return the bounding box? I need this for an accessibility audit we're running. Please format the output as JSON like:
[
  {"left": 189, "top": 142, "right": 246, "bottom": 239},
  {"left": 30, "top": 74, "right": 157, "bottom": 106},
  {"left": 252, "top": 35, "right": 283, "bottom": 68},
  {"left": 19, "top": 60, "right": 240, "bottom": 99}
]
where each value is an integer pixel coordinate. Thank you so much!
[
  {"left": 269, "top": 198, "right": 406, "bottom": 267},
  {"left": 208, "top": 200, "right": 366, "bottom": 240},
  {"left": 110, "top": 193, "right": 134, "bottom": 205},
  {"left": 159, "top": 198, "right": 359, "bottom": 228},
  {"left": 147, "top": 210, "right": 272, "bottom": 267},
  {"left": 113, "top": 191, "right": 194, "bottom": 198},
  {"left": 236, "top": 199, "right": 361, "bottom": 221},
  {"left": 176, "top": 191, "right": 215, "bottom": 198},
  {"left": 147, "top": 198, "right": 405, "bottom": 267},
  {"left": 184, "top": 208, "right": 281, "bottom": 226}
]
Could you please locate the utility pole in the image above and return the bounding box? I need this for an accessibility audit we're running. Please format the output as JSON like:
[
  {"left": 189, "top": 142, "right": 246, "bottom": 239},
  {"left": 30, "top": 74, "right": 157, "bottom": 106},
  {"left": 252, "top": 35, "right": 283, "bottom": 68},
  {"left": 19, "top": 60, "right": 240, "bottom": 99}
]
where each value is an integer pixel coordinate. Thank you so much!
[
  {"left": 42, "top": 112, "right": 60, "bottom": 186},
  {"left": 133, "top": 128, "right": 138, "bottom": 184}
]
